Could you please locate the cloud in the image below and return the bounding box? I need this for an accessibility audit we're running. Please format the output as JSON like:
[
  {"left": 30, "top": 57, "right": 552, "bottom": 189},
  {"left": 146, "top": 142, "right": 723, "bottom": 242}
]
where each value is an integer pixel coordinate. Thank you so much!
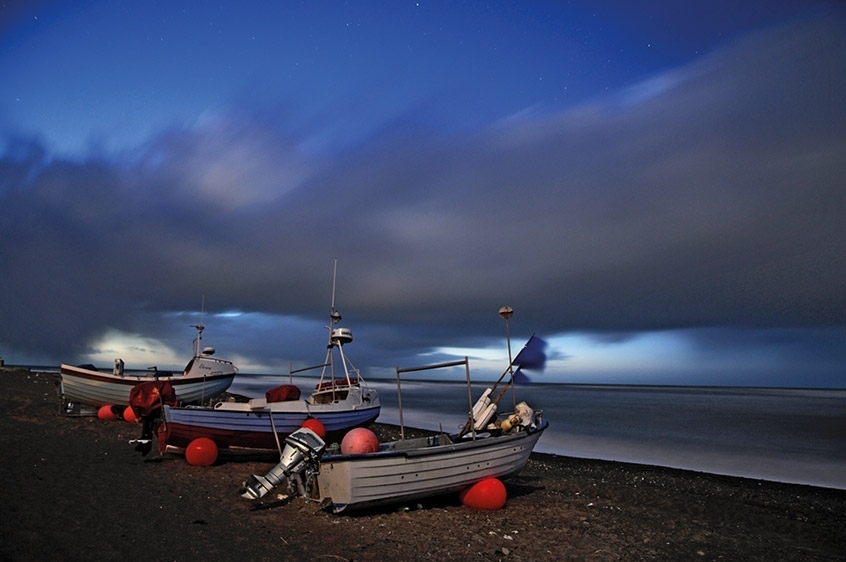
[
  {"left": 1, "top": 16, "right": 844, "bottom": 381},
  {"left": 134, "top": 115, "right": 315, "bottom": 209}
]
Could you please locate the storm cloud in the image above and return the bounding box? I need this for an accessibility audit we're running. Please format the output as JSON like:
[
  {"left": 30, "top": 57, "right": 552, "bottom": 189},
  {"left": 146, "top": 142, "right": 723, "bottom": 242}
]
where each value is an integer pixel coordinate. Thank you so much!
[{"left": 1, "top": 17, "right": 844, "bottom": 383}]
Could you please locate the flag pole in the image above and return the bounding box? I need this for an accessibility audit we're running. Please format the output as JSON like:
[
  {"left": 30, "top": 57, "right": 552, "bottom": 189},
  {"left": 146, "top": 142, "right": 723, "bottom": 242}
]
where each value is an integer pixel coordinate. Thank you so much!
[{"left": 499, "top": 306, "right": 516, "bottom": 409}]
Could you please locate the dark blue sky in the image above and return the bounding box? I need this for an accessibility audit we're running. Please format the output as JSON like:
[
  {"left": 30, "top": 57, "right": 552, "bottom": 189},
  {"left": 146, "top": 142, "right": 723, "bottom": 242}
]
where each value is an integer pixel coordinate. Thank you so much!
[{"left": 1, "top": 1, "right": 844, "bottom": 387}]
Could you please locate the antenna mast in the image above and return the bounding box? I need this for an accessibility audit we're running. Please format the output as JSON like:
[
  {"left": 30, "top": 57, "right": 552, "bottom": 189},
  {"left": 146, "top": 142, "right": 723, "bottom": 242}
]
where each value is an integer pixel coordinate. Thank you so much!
[
  {"left": 191, "top": 295, "right": 206, "bottom": 357},
  {"left": 331, "top": 258, "right": 338, "bottom": 313},
  {"left": 329, "top": 258, "right": 341, "bottom": 331}
]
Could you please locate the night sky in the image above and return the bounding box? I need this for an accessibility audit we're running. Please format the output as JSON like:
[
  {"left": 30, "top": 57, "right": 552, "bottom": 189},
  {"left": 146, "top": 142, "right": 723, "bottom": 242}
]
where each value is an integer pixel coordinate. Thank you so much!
[{"left": 1, "top": 1, "right": 844, "bottom": 387}]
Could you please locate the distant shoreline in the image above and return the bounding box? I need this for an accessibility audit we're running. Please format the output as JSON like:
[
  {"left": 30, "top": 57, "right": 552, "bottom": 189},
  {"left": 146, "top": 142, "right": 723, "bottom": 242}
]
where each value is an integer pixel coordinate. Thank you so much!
[{"left": 7, "top": 364, "right": 846, "bottom": 391}]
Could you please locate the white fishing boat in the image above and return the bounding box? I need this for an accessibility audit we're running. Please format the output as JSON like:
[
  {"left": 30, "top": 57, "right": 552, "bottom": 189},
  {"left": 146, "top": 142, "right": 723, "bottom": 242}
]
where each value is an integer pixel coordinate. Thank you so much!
[
  {"left": 59, "top": 323, "right": 237, "bottom": 410},
  {"left": 241, "top": 335, "right": 548, "bottom": 513},
  {"left": 159, "top": 263, "right": 380, "bottom": 454},
  {"left": 312, "top": 405, "right": 547, "bottom": 513}
]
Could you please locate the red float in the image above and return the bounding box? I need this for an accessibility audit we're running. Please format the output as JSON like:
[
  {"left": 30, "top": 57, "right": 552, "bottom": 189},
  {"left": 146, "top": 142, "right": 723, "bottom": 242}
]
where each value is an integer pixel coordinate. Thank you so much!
[
  {"left": 97, "top": 405, "right": 117, "bottom": 420},
  {"left": 185, "top": 437, "right": 218, "bottom": 466},
  {"left": 123, "top": 405, "right": 138, "bottom": 423},
  {"left": 301, "top": 418, "right": 326, "bottom": 439},
  {"left": 340, "top": 427, "right": 379, "bottom": 454},
  {"left": 460, "top": 477, "right": 507, "bottom": 510}
]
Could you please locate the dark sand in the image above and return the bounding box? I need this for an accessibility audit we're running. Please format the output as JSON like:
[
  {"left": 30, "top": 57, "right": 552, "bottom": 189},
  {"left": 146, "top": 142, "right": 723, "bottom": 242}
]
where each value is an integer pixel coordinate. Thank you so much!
[{"left": 1, "top": 367, "right": 844, "bottom": 561}]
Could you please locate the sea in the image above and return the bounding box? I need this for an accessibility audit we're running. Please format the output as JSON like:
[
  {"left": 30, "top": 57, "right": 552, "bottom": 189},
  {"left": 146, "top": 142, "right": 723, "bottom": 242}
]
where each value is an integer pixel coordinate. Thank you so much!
[{"left": 232, "top": 375, "right": 846, "bottom": 490}]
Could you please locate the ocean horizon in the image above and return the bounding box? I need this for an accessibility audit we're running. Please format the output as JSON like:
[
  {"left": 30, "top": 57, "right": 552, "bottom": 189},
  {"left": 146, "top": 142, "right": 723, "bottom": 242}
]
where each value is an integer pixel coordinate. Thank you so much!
[
  {"left": 25, "top": 364, "right": 846, "bottom": 490},
  {"left": 230, "top": 374, "right": 846, "bottom": 491}
]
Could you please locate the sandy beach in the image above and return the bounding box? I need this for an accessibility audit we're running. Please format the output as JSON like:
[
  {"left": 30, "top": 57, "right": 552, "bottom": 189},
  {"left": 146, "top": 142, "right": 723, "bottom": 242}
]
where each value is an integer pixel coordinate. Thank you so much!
[{"left": 1, "top": 367, "right": 844, "bottom": 562}]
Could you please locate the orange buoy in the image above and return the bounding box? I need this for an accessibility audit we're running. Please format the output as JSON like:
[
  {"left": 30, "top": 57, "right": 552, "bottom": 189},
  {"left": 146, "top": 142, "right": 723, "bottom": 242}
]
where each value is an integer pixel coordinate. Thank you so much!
[
  {"left": 185, "top": 437, "right": 218, "bottom": 466},
  {"left": 123, "top": 405, "right": 138, "bottom": 423},
  {"left": 340, "top": 427, "right": 379, "bottom": 455},
  {"left": 98, "top": 405, "right": 117, "bottom": 420},
  {"left": 460, "top": 477, "right": 507, "bottom": 510},
  {"left": 301, "top": 417, "right": 326, "bottom": 439}
]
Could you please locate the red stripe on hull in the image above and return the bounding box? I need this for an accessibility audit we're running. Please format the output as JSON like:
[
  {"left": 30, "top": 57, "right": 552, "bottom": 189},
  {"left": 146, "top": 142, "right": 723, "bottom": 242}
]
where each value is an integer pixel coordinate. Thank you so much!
[
  {"left": 60, "top": 366, "right": 234, "bottom": 387},
  {"left": 163, "top": 413, "right": 379, "bottom": 451}
]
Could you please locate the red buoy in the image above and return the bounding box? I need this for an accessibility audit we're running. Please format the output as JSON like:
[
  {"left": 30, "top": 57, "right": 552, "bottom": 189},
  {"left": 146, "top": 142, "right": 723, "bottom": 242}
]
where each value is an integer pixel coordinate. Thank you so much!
[
  {"left": 340, "top": 427, "right": 379, "bottom": 454},
  {"left": 123, "top": 405, "right": 138, "bottom": 423},
  {"left": 301, "top": 418, "right": 326, "bottom": 439},
  {"left": 460, "top": 477, "right": 507, "bottom": 510},
  {"left": 185, "top": 437, "right": 218, "bottom": 466},
  {"left": 98, "top": 405, "right": 117, "bottom": 420}
]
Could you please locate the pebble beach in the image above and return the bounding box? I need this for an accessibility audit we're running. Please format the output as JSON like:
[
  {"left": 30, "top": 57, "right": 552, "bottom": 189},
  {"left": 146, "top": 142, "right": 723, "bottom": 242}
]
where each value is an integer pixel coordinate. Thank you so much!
[{"left": 2, "top": 367, "right": 844, "bottom": 562}]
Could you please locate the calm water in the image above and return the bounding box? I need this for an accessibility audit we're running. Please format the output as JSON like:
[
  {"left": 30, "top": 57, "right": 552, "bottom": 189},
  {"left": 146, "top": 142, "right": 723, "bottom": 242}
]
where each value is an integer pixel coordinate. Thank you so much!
[{"left": 232, "top": 376, "right": 846, "bottom": 490}]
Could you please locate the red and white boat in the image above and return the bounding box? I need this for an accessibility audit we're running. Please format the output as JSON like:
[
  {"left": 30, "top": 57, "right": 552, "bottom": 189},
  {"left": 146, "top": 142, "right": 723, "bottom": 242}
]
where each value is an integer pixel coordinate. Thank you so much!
[
  {"left": 160, "top": 320, "right": 380, "bottom": 453},
  {"left": 59, "top": 323, "right": 237, "bottom": 410},
  {"left": 160, "top": 264, "right": 381, "bottom": 455}
]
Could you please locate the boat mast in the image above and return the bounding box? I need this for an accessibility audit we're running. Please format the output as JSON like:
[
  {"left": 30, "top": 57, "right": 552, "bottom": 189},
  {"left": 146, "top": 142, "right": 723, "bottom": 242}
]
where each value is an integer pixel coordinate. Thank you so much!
[
  {"left": 327, "top": 258, "right": 352, "bottom": 384},
  {"left": 325, "top": 259, "right": 354, "bottom": 385},
  {"left": 499, "top": 306, "right": 516, "bottom": 409},
  {"left": 191, "top": 295, "right": 206, "bottom": 358},
  {"left": 330, "top": 258, "right": 338, "bottom": 324},
  {"left": 325, "top": 260, "right": 338, "bottom": 383}
]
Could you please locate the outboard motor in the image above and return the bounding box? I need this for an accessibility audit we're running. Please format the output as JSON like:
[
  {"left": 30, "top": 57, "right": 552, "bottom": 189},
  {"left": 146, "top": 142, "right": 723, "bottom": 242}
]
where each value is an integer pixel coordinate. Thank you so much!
[{"left": 241, "top": 427, "right": 326, "bottom": 500}]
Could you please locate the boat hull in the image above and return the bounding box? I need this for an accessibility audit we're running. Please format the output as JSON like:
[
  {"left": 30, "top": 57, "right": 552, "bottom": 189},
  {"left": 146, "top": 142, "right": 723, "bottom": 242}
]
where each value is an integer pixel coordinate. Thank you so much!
[
  {"left": 163, "top": 404, "right": 380, "bottom": 451},
  {"left": 59, "top": 360, "right": 236, "bottom": 407},
  {"left": 311, "top": 419, "right": 548, "bottom": 513},
  {"left": 162, "top": 387, "right": 381, "bottom": 451}
]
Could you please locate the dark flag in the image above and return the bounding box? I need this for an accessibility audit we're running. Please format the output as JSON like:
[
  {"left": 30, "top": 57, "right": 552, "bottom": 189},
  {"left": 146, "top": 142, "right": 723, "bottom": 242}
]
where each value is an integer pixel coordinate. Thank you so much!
[
  {"left": 513, "top": 334, "right": 547, "bottom": 370},
  {"left": 513, "top": 368, "right": 532, "bottom": 384},
  {"left": 512, "top": 335, "right": 547, "bottom": 384}
]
